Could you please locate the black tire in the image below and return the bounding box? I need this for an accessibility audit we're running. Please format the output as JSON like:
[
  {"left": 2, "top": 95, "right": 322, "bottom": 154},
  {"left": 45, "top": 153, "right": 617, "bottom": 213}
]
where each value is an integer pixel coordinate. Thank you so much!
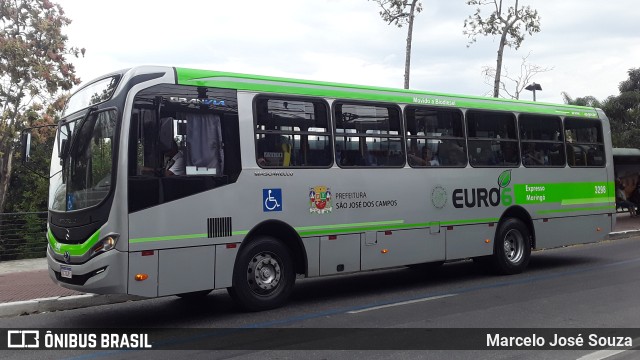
[
  {"left": 227, "top": 236, "right": 295, "bottom": 311},
  {"left": 491, "top": 218, "right": 531, "bottom": 275},
  {"left": 175, "top": 290, "right": 212, "bottom": 300}
]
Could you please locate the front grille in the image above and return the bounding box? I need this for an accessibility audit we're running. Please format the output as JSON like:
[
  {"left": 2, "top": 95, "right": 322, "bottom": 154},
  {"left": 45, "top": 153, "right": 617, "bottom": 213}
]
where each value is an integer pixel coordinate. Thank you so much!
[{"left": 54, "top": 266, "right": 107, "bottom": 286}]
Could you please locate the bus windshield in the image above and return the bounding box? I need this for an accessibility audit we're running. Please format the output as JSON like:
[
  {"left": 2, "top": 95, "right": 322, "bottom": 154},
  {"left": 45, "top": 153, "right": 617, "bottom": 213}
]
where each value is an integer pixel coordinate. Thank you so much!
[
  {"left": 63, "top": 75, "right": 120, "bottom": 117},
  {"left": 49, "top": 109, "right": 117, "bottom": 212}
]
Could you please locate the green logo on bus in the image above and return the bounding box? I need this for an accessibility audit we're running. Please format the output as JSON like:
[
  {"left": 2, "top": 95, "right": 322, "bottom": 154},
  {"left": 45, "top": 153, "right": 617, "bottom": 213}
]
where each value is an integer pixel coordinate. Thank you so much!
[
  {"left": 452, "top": 171, "right": 513, "bottom": 208},
  {"left": 498, "top": 170, "right": 512, "bottom": 188}
]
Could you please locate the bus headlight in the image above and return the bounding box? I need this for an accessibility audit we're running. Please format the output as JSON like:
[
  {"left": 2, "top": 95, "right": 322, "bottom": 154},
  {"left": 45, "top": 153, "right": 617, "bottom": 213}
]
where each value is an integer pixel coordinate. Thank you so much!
[{"left": 93, "top": 234, "right": 119, "bottom": 254}]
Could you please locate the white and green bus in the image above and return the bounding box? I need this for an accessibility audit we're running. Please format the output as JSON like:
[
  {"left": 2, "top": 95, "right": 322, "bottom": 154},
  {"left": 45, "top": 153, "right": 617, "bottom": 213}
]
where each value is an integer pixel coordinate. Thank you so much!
[{"left": 25, "top": 66, "right": 615, "bottom": 311}]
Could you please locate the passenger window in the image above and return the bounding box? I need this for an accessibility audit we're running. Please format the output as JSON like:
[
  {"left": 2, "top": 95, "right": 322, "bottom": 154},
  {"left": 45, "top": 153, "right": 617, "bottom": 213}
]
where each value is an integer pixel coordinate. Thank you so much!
[
  {"left": 564, "top": 118, "right": 605, "bottom": 167},
  {"left": 255, "top": 97, "right": 332, "bottom": 168},
  {"left": 466, "top": 110, "right": 519, "bottom": 167},
  {"left": 405, "top": 106, "right": 466, "bottom": 167},
  {"left": 519, "top": 115, "right": 565, "bottom": 167},
  {"left": 334, "top": 103, "right": 404, "bottom": 167}
]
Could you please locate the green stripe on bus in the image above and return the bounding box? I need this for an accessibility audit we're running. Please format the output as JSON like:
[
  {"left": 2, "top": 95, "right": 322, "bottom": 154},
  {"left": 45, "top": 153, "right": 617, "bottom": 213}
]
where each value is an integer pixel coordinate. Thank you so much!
[
  {"left": 129, "top": 233, "right": 207, "bottom": 243},
  {"left": 295, "top": 220, "right": 404, "bottom": 231},
  {"left": 127, "top": 218, "right": 500, "bottom": 244},
  {"left": 560, "top": 198, "right": 614, "bottom": 205},
  {"left": 129, "top": 221, "right": 405, "bottom": 243},
  {"left": 536, "top": 205, "right": 616, "bottom": 215},
  {"left": 439, "top": 218, "right": 500, "bottom": 225},
  {"left": 127, "top": 203, "right": 613, "bottom": 245},
  {"left": 48, "top": 228, "right": 102, "bottom": 257}
]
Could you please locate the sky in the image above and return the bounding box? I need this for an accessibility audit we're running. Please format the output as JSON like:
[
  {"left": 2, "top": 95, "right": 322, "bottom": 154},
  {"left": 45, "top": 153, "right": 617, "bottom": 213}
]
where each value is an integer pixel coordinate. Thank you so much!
[{"left": 56, "top": 0, "right": 640, "bottom": 105}]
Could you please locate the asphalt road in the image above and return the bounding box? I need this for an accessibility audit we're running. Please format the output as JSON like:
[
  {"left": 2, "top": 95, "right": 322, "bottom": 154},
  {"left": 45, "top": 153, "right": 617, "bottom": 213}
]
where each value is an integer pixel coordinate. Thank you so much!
[{"left": 2, "top": 236, "right": 640, "bottom": 360}]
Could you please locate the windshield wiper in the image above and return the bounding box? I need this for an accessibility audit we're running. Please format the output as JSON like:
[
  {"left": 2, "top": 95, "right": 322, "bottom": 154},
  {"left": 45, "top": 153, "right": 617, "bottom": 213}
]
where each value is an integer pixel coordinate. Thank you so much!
[{"left": 60, "top": 106, "right": 98, "bottom": 159}]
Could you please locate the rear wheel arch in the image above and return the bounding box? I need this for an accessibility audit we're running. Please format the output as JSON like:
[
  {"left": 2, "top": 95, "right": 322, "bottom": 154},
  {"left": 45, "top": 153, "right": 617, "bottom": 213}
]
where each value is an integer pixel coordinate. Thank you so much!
[{"left": 499, "top": 205, "right": 536, "bottom": 249}]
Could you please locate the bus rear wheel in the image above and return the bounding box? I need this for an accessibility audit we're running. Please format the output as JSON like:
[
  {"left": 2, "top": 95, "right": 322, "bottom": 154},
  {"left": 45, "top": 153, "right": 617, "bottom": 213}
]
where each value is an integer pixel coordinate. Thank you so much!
[
  {"left": 228, "top": 236, "right": 295, "bottom": 311},
  {"left": 492, "top": 218, "right": 531, "bottom": 275}
]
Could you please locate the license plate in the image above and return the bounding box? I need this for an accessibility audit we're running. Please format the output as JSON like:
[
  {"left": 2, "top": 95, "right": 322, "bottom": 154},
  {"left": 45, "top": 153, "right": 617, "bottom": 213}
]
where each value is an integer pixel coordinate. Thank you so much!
[{"left": 60, "top": 266, "right": 72, "bottom": 279}]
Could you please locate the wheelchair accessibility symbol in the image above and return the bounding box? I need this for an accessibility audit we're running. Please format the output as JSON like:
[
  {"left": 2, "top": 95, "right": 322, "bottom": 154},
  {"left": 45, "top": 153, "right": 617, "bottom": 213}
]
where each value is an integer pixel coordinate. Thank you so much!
[{"left": 263, "top": 188, "right": 282, "bottom": 212}]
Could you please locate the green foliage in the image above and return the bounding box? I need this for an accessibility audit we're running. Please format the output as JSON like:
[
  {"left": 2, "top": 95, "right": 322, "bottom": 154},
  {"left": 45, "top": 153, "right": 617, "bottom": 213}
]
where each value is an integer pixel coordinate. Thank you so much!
[
  {"left": 563, "top": 68, "right": 640, "bottom": 149},
  {"left": 0, "top": 0, "right": 83, "bottom": 212},
  {"left": 0, "top": 0, "right": 84, "bottom": 106},
  {"left": 4, "top": 125, "right": 54, "bottom": 213},
  {"left": 561, "top": 92, "right": 602, "bottom": 108},
  {"left": 618, "top": 68, "right": 640, "bottom": 93},
  {"left": 463, "top": 0, "right": 540, "bottom": 49}
]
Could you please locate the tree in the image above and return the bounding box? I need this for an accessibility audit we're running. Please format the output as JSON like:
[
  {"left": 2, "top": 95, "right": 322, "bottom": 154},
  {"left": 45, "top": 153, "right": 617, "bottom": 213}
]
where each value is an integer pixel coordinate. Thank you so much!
[
  {"left": 561, "top": 92, "right": 602, "bottom": 108},
  {"left": 603, "top": 69, "right": 640, "bottom": 149},
  {"left": 370, "top": 0, "right": 423, "bottom": 89},
  {"left": 0, "top": 0, "right": 84, "bottom": 212},
  {"left": 482, "top": 52, "right": 552, "bottom": 99},
  {"left": 619, "top": 68, "right": 640, "bottom": 94},
  {"left": 563, "top": 68, "right": 640, "bottom": 149},
  {"left": 463, "top": 0, "right": 541, "bottom": 98},
  {"left": 4, "top": 98, "right": 64, "bottom": 213}
]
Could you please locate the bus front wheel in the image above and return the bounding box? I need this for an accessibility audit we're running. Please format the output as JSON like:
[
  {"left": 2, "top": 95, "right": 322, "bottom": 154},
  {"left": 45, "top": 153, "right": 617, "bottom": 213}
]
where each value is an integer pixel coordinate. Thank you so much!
[
  {"left": 228, "top": 236, "right": 295, "bottom": 311},
  {"left": 492, "top": 218, "right": 531, "bottom": 275}
]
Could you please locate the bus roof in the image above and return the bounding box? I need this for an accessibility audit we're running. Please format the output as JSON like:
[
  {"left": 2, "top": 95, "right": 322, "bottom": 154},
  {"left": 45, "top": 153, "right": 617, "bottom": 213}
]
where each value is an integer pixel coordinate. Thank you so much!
[{"left": 174, "top": 67, "right": 599, "bottom": 119}]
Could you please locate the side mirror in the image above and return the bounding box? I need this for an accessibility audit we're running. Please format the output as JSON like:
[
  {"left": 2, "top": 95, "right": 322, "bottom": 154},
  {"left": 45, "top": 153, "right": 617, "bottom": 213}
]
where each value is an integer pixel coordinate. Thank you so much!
[
  {"left": 19, "top": 124, "right": 57, "bottom": 179},
  {"left": 59, "top": 138, "right": 69, "bottom": 159},
  {"left": 21, "top": 131, "right": 32, "bottom": 163}
]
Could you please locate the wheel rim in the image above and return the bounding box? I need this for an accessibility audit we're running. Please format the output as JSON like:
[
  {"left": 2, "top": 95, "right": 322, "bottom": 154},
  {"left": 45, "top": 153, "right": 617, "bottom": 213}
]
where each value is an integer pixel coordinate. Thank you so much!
[
  {"left": 503, "top": 229, "right": 525, "bottom": 264},
  {"left": 246, "top": 251, "right": 282, "bottom": 295}
]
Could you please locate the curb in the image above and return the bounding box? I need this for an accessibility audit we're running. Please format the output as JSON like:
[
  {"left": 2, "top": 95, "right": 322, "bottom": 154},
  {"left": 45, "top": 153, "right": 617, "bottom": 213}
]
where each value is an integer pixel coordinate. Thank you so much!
[
  {"left": 0, "top": 294, "right": 142, "bottom": 318},
  {"left": 607, "top": 230, "right": 640, "bottom": 240}
]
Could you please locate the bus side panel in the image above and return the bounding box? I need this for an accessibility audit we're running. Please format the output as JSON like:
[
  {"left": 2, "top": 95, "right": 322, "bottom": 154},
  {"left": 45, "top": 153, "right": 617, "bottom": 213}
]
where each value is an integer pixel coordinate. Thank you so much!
[
  {"left": 320, "top": 234, "right": 361, "bottom": 275},
  {"left": 361, "top": 229, "right": 444, "bottom": 270},
  {"left": 534, "top": 214, "right": 611, "bottom": 249},
  {"left": 158, "top": 246, "right": 216, "bottom": 296},
  {"left": 302, "top": 237, "right": 320, "bottom": 278},
  {"left": 445, "top": 224, "right": 495, "bottom": 260},
  {"left": 128, "top": 251, "right": 158, "bottom": 297},
  {"left": 215, "top": 244, "right": 238, "bottom": 288}
]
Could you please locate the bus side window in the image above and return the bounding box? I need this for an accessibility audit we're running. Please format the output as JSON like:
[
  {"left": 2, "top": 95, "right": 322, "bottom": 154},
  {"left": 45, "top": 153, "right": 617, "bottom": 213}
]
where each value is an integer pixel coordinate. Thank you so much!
[
  {"left": 564, "top": 118, "right": 605, "bottom": 168},
  {"left": 255, "top": 97, "right": 331, "bottom": 168},
  {"left": 466, "top": 110, "right": 517, "bottom": 168},
  {"left": 334, "top": 102, "right": 404, "bottom": 168},
  {"left": 405, "top": 106, "right": 466, "bottom": 168},
  {"left": 519, "top": 114, "right": 564, "bottom": 167}
]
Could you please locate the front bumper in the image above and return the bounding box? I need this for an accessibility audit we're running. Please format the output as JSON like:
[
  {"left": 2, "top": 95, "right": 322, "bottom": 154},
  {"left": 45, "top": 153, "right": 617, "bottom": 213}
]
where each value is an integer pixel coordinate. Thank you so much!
[{"left": 47, "top": 245, "right": 128, "bottom": 295}]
